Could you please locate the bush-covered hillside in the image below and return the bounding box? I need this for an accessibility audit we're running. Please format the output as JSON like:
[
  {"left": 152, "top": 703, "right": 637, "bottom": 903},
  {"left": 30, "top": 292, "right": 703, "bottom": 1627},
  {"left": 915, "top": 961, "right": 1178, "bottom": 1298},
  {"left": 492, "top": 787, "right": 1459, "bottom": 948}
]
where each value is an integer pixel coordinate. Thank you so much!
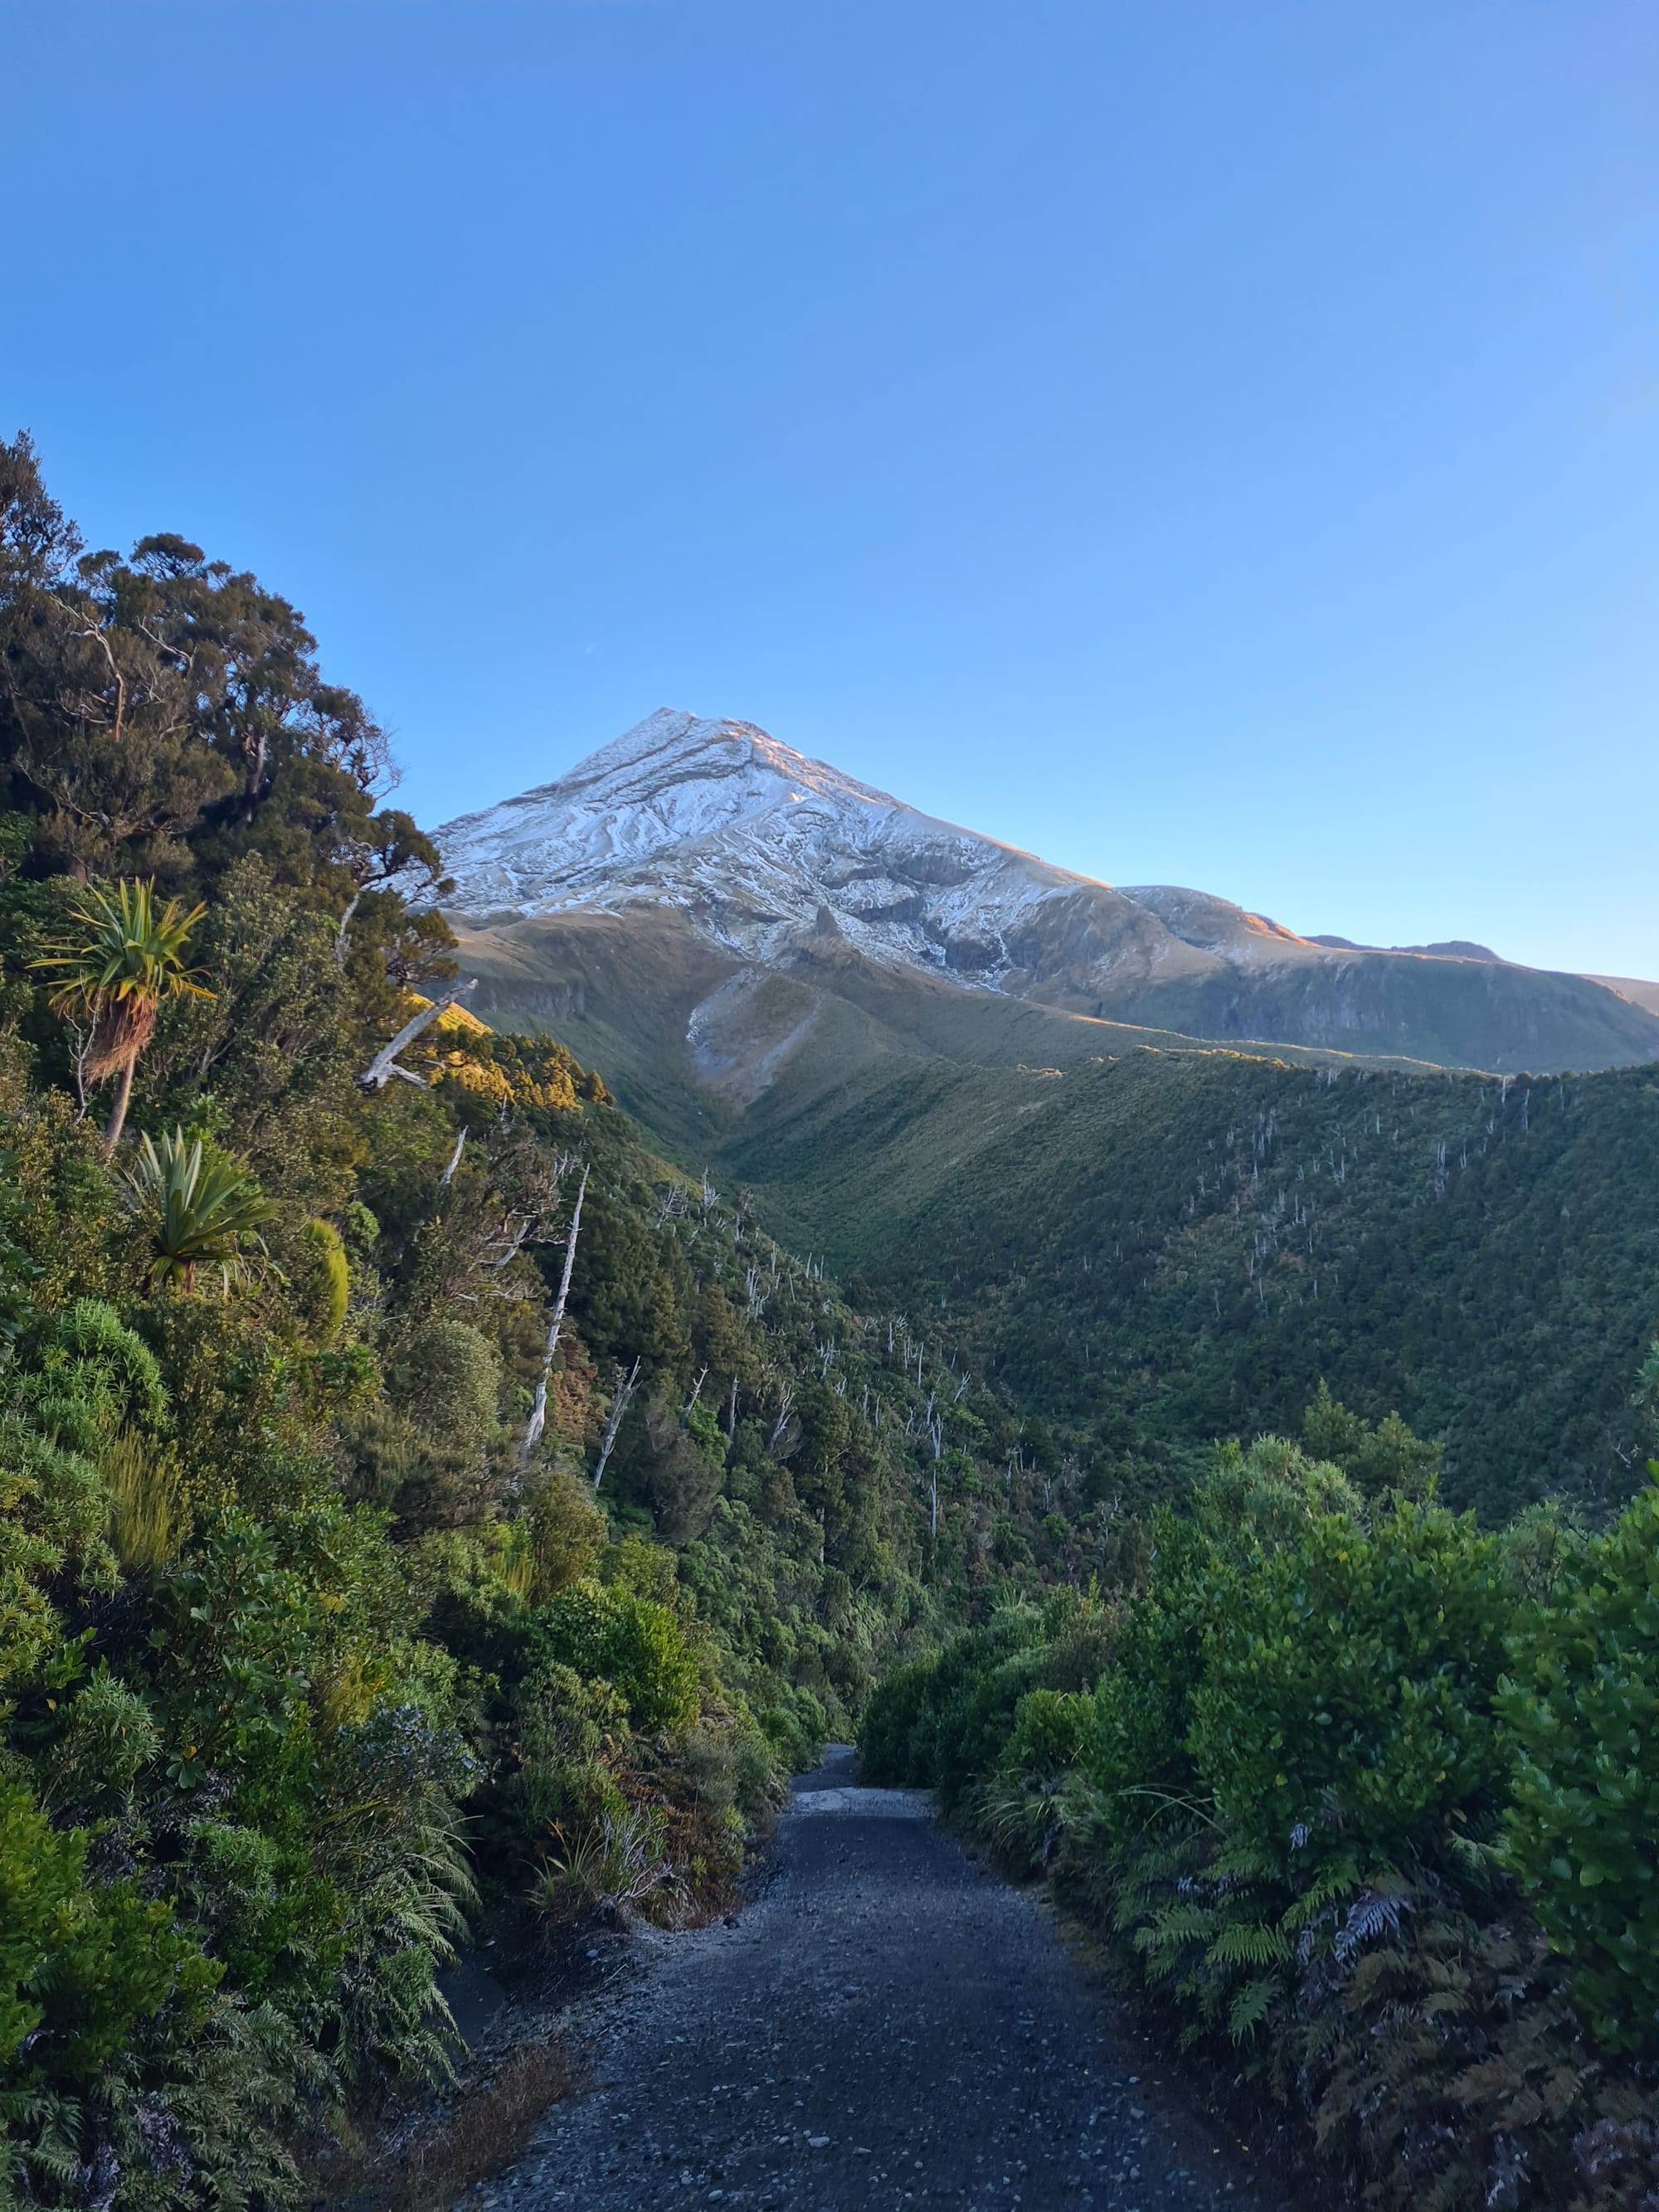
[
  {"left": 0, "top": 435, "right": 1087, "bottom": 2208},
  {"left": 724, "top": 1042, "right": 1659, "bottom": 1522}
]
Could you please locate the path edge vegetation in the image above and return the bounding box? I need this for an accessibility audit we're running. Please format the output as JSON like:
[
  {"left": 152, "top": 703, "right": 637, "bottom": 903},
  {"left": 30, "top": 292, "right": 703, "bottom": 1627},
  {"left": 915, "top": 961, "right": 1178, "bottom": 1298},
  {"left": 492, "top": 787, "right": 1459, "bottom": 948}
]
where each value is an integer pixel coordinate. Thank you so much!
[{"left": 859, "top": 1384, "right": 1659, "bottom": 2212}]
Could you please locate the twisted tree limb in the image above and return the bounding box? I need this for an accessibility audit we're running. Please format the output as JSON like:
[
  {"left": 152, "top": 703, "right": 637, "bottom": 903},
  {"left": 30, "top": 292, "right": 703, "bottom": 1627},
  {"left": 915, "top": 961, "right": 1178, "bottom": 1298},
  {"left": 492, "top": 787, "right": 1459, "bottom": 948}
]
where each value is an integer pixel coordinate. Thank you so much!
[{"left": 358, "top": 981, "right": 474, "bottom": 1091}]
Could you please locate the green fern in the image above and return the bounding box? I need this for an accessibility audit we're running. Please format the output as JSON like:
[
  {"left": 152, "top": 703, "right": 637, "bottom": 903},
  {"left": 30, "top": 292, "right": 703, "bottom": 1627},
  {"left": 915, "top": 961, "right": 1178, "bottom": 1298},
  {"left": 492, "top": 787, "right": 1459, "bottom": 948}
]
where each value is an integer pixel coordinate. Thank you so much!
[
  {"left": 1209, "top": 1919, "right": 1292, "bottom": 1968},
  {"left": 1228, "top": 1971, "right": 1283, "bottom": 2042}
]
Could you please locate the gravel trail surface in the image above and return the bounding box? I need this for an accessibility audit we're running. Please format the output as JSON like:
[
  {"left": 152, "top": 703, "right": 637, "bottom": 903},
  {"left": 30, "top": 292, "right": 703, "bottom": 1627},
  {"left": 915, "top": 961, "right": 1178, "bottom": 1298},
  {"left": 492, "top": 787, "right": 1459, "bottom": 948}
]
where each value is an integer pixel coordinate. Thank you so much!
[{"left": 478, "top": 1748, "right": 1282, "bottom": 2212}]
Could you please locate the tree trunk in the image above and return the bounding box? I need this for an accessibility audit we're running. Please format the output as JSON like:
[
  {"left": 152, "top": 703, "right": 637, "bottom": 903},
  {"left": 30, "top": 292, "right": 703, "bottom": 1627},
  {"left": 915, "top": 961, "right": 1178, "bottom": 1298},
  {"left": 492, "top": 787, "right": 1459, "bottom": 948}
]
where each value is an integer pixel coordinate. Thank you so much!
[
  {"left": 519, "top": 1166, "right": 588, "bottom": 1467},
  {"left": 592, "top": 1357, "right": 641, "bottom": 1491},
  {"left": 102, "top": 1055, "right": 136, "bottom": 1159}
]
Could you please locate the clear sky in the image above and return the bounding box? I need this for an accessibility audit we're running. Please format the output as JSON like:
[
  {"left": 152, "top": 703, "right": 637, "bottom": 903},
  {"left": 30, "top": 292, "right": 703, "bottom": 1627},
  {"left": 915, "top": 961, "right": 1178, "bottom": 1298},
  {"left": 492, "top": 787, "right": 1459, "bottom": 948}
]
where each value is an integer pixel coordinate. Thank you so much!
[{"left": 5, "top": 2, "right": 1657, "bottom": 974}]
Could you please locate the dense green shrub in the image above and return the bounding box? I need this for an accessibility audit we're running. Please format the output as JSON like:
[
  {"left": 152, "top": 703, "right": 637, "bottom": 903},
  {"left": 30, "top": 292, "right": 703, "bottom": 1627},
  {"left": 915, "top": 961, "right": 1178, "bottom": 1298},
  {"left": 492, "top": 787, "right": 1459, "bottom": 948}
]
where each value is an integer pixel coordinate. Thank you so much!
[
  {"left": 857, "top": 1655, "right": 939, "bottom": 1785},
  {"left": 528, "top": 1577, "right": 702, "bottom": 1733},
  {"left": 1080, "top": 1507, "right": 1211, "bottom": 1840},
  {"left": 1502, "top": 1472, "right": 1659, "bottom": 2054},
  {"left": 1189, "top": 1496, "right": 1508, "bottom": 1877},
  {"left": 864, "top": 1407, "right": 1659, "bottom": 2212}
]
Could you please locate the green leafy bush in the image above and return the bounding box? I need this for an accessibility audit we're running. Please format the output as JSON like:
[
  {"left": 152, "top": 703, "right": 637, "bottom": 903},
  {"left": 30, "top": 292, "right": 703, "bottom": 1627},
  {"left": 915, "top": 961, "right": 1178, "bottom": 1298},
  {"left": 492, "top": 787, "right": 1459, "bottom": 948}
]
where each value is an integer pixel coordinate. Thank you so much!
[
  {"left": 1190, "top": 1495, "right": 1508, "bottom": 1878},
  {"left": 1502, "top": 1473, "right": 1659, "bottom": 2054},
  {"left": 528, "top": 1577, "right": 700, "bottom": 1733}
]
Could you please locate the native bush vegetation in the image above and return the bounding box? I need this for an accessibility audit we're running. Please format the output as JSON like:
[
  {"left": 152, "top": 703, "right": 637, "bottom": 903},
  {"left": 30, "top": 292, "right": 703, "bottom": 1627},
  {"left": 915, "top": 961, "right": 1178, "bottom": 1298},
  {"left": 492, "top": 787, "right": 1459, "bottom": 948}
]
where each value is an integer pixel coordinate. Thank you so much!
[
  {"left": 737, "top": 1041, "right": 1659, "bottom": 1524},
  {"left": 0, "top": 435, "right": 1081, "bottom": 2207},
  {"left": 861, "top": 1398, "right": 1659, "bottom": 2212}
]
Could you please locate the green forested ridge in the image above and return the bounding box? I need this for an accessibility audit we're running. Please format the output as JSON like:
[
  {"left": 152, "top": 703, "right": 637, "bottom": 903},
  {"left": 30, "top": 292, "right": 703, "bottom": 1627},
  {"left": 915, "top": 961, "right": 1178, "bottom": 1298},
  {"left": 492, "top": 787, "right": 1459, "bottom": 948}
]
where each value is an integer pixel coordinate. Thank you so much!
[
  {"left": 713, "top": 1043, "right": 1659, "bottom": 1523},
  {"left": 460, "top": 907, "right": 1659, "bottom": 1524},
  {"left": 0, "top": 436, "right": 1084, "bottom": 2207}
]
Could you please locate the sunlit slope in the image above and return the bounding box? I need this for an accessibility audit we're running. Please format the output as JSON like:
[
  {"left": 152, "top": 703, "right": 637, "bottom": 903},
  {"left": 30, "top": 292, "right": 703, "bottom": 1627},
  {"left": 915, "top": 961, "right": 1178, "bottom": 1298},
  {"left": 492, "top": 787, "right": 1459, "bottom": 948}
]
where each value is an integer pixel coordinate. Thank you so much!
[
  {"left": 449, "top": 907, "right": 1451, "bottom": 1169},
  {"left": 451, "top": 908, "right": 1659, "bottom": 1523}
]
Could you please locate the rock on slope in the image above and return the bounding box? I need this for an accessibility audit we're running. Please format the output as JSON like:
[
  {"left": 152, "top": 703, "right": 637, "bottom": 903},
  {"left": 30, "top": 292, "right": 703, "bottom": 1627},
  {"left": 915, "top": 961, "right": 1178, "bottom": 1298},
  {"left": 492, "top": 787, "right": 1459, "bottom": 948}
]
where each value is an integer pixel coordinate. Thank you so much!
[{"left": 435, "top": 709, "right": 1659, "bottom": 1075}]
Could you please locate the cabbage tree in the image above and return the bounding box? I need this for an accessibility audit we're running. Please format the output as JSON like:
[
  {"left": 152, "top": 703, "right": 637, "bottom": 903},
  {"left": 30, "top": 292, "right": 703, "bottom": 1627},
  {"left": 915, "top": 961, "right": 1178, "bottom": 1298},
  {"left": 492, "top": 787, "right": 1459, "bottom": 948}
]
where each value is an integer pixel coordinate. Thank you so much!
[
  {"left": 33, "top": 878, "right": 210, "bottom": 1155},
  {"left": 124, "top": 1128, "right": 275, "bottom": 1295}
]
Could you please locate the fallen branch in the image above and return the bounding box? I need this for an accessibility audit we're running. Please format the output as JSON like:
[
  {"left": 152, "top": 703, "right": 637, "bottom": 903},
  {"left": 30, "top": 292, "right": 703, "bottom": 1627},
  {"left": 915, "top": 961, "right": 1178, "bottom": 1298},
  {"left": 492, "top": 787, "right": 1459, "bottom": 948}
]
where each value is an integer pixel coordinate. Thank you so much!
[{"left": 358, "top": 982, "right": 474, "bottom": 1091}]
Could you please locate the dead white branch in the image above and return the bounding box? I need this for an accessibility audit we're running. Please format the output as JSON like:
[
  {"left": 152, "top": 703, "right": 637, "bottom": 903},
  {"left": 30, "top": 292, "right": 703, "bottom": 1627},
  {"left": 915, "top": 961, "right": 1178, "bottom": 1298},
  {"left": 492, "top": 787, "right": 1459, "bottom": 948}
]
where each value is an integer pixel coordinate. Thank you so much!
[
  {"left": 518, "top": 1164, "right": 588, "bottom": 1466},
  {"left": 358, "top": 984, "right": 474, "bottom": 1091},
  {"left": 767, "top": 1383, "right": 796, "bottom": 1454},
  {"left": 592, "top": 1356, "right": 642, "bottom": 1491}
]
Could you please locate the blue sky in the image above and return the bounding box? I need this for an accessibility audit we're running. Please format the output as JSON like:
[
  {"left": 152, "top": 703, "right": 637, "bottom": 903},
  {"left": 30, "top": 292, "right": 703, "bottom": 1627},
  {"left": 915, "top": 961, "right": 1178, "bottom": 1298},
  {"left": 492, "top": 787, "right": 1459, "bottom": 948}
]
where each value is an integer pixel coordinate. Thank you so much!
[{"left": 6, "top": 2, "right": 1657, "bottom": 974}]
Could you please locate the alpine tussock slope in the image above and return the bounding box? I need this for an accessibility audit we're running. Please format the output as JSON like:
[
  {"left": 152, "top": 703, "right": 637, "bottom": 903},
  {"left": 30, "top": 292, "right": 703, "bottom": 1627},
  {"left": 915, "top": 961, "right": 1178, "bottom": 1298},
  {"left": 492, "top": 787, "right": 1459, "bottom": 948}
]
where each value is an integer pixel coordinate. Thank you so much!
[{"left": 435, "top": 709, "right": 1659, "bottom": 1073}]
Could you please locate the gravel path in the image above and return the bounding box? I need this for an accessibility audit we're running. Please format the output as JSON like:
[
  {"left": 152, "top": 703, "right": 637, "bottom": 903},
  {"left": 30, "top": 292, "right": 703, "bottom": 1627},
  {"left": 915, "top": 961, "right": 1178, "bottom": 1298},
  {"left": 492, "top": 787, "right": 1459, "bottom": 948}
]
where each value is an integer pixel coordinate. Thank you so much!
[{"left": 477, "top": 1748, "right": 1285, "bottom": 2212}]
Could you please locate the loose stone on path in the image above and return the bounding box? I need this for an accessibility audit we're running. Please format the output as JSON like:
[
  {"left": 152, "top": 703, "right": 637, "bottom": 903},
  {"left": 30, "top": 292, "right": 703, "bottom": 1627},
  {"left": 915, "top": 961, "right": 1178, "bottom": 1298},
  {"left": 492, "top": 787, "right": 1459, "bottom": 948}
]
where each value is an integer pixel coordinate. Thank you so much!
[{"left": 469, "top": 1746, "right": 1284, "bottom": 2212}]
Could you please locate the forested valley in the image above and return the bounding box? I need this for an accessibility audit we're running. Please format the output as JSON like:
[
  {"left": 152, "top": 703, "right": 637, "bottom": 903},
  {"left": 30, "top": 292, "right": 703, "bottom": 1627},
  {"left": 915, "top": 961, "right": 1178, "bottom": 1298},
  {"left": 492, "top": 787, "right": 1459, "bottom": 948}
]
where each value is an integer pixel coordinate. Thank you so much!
[{"left": 2, "top": 428, "right": 1657, "bottom": 2212}]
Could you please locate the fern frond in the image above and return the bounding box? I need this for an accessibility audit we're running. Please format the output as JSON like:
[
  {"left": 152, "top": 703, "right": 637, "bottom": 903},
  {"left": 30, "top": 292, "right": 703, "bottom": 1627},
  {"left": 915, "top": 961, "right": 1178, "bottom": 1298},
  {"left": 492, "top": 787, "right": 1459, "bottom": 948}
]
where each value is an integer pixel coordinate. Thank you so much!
[{"left": 1227, "top": 1971, "right": 1283, "bottom": 2041}]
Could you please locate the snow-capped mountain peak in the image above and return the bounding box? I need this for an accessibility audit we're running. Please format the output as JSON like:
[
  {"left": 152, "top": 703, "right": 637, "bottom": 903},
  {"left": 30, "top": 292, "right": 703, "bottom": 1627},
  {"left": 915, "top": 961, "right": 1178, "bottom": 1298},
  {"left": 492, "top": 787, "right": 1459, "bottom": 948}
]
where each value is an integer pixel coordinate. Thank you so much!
[
  {"left": 435, "top": 707, "right": 1104, "bottom": 978},
  {"left": 431, "top": 709, "right": 1659, "bottom": 1074}
]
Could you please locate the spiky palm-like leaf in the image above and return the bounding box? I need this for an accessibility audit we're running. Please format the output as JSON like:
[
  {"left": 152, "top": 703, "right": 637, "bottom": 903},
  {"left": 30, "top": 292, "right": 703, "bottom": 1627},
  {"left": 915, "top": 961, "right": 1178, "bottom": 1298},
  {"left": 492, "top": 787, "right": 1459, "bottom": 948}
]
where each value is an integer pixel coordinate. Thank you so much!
[
  {"left": 124, "top": 1129, "right": 275, "bottom": 1296},
  {"left": 32, "top": 878, "right": 211, "bottom": 1153}
]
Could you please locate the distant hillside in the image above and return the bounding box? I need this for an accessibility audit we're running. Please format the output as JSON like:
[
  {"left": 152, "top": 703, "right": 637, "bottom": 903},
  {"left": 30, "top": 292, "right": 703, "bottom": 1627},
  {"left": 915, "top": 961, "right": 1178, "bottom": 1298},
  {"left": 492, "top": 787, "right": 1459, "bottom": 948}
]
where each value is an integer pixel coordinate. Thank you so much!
[
  {"left": 435, "top": 716, "right": 1659, "bottom": 1524},
  {"left": 445, "top": 904, "right": 1448, "bottom": 1165},
  {"left": 1587, "top": 972, "right": 1659, "bottom": 1018},
  {"left": 435, "top": 709, "right": 1659, "bottom": 1076},
  {"left": 713, "top": 1046, "right": 1659, "bottom": 1525}
]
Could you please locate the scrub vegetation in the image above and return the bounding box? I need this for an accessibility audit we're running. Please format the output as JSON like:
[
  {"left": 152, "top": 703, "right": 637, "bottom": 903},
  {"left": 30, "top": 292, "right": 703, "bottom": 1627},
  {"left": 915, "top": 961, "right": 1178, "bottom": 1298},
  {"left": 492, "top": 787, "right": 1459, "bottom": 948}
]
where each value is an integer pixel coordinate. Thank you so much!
[{"left": 0, "top": 436, "right": 1073, "bottom": 2209}]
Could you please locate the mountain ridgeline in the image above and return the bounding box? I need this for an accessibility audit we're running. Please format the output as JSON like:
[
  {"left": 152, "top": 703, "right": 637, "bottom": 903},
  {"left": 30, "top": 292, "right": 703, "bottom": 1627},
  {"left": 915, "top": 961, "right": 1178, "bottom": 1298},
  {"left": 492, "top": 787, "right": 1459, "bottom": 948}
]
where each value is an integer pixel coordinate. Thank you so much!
[{"left": 437, "top": 707, "right": 1659, "bottom": 1076}]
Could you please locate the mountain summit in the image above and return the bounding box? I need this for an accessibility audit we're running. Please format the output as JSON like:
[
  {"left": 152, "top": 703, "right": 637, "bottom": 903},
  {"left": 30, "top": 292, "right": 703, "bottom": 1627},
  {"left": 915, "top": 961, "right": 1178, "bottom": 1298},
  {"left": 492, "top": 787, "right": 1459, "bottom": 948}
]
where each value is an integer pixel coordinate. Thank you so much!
[
  {"left": 435, "top": 709, "right": 1659, "bottom": 1077},
  {"left": 437, "top": 709, "right": 1363, "bottom": 989},
  {"left": 436, "top": 706, "right": 1112, "bottom": 973}
]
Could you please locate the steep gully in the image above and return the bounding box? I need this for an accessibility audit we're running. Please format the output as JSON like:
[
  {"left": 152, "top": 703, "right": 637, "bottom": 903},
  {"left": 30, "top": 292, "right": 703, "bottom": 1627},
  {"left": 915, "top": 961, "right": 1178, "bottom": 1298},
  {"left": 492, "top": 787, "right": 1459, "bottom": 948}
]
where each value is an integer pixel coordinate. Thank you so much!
[{"left": 464, "top": 1749, "right": 1301, "bottom": 2212}]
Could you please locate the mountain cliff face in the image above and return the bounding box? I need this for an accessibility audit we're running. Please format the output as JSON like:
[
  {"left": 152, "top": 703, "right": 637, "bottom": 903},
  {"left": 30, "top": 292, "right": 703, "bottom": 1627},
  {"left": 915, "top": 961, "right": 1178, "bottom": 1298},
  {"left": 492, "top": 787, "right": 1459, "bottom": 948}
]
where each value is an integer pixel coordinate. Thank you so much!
[{"left": 435, "top": 709, "right": 1659, "bottom": 1077}]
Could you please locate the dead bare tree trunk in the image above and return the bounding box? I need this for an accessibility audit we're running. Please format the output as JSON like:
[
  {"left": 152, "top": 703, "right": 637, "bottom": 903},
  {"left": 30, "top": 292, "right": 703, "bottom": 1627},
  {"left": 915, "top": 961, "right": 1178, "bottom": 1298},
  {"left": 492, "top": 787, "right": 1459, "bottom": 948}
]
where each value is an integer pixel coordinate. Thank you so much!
[
  {"left": 767, "top": 1383, "right": 796, "bottom": 1454},
  {"left": 334, "top": 887, "right": 363, "bottom": 965},
  {"left": 592, "top": 1357, "right": 642, "bottom": 1491},
  {"left": 359, "top": 989, "right": 469, "bottom": 1091},
  {"left": 518, "top": 1165, "right": 588, "bottom": 1467},
  {"left": 726, "top": 1371, "right": 739, "bottom": 1439},
  {"left": 683, "top": 1367, "right": 708, "bottom": 1420},
  {"left": 925, "top": 1395, "right": 945, "bottom": 1536},
  {"left": 440, "top": 1127, "right": 467, "bottom": 1186}
]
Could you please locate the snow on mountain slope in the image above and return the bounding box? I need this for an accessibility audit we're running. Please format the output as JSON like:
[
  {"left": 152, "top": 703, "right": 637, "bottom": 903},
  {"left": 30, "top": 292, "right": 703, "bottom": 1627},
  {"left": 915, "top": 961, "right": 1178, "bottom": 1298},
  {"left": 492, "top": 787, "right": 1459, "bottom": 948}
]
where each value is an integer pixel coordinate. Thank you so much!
[
  {"left": 434, "top": 710, "right": 1659, "bottom": 1072},
  {"left": 439, "top": 708, "right": 1247, "bottom": 986}
]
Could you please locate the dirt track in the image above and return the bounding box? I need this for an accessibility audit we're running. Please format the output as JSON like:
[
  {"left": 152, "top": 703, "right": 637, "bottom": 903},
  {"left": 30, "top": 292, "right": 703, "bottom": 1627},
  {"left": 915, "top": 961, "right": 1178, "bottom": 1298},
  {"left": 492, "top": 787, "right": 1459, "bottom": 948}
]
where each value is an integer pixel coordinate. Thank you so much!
[{"left": 474, "top": 1747, "right": 1289, "bottom": 2211}]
